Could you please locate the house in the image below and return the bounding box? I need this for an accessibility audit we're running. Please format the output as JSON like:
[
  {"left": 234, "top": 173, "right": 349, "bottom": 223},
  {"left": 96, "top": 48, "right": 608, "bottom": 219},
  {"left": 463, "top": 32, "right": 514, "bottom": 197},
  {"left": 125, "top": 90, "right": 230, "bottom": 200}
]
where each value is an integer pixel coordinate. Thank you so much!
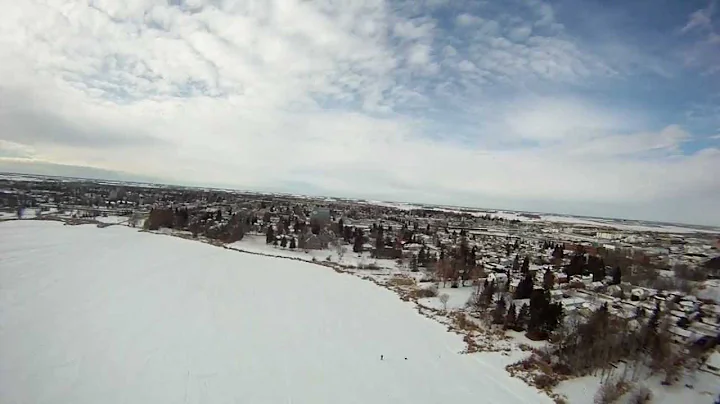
[
  {"left": 606, "top": 284, "right": 622, "bottom": 297},
  {"left": 549, "top": 289, "right": 564, "bottom": 302},
  {"left": 304, "top": 234, "right": 323, "bottom": 250},
  {"left": 588, "top": 281, "right": 605, "bottom": 291},
  {"left": 701, "top": 351, "right": 720, "bottom": 376},
  {"left": 374, "top": 246, "right": 402, "bottom": 259},
  {"left": 631, "top": 288, "right": 648, "bottom": 301},
  {"left": 668, "top": 326, "right": 693, "bottom": 344},
  {"left": 487, "top": 272, "right": 508, "bottom": 285}
]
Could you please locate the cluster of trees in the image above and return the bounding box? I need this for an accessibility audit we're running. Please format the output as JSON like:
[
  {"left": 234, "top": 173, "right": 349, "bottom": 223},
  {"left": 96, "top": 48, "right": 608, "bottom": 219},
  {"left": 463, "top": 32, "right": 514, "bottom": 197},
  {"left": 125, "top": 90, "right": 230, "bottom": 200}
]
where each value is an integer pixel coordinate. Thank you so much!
[
  {"left": 511, "top": 254, "right": 530, "bottom": 274},
  {"left": 550, "top": 302, "right": 709, "bottom": 384},
  {"left": 673, "top": 263, "right": 708, "bottom": 282},
  {"left": 265, "top": 226, "right": 297, "bottom": 249},
  {"left": 145, "top": 207, "right": 249, "bottom": 243},
  {"left": 474, "top": 282, "right": 563, "bottom": 340},
  {"left": 433, "top": 231, "right": 485, "bottom": 287}
]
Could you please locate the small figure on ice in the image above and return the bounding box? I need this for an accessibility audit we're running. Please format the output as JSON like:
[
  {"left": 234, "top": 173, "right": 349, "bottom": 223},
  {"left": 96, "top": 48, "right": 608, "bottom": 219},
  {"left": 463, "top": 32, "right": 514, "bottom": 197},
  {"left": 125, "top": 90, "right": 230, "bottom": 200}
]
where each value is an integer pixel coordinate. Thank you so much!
[{"left": 380, "top": 355, "right": 383, "bottom": 360}]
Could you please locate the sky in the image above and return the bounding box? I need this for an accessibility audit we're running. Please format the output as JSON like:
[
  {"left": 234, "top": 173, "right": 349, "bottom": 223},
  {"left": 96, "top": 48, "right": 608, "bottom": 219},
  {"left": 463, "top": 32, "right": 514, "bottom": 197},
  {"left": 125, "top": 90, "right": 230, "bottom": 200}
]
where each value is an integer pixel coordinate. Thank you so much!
[{"left": 0, "top": 0, "right": 719, "bottom": 225}]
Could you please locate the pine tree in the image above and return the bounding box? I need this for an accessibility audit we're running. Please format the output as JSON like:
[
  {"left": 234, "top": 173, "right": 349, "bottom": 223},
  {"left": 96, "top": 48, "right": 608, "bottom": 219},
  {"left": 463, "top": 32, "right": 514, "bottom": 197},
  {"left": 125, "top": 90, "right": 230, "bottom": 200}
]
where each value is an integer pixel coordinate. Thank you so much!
[
  {"left": 527, "top": 291, "right": 548, "bottom": 338},
  {"left": 418, "top": 247, "right": 427, "bottom": 266},
  {"left": 504, "top": 303, "right": 517, "bottom": 330},
  {"left": 266, "top": 226, "right": 275, "bottom": 244},
  {"left": 612, "top": 266, "right": 622, "bottom": 285},
  {"left": 410, "top": 256, "right": 419, "bottom": 272},
  {"left": 543, "top": 268, "right": 554, "bottom": 290},
  {"left": 493, "top": 297, "right": 507, "bottom": 324},
  {"left": 521, "top": 256, "right": 530, "bottom": 274},
  {"left": 484, "top": 280, "right": 496, "bottom": 307},
  {"left": 512, "top": 255, "right": 520, "bottom": 272},
  {"left": 514, "top": 273, "right": 534, "bottom": 299},
  {"left": 353, "top": 229, "right": 364, "bottom": 253},
  {"left": 375, "top": 225, "right": 384, "bottom": 253},
  {"left": 516, "top": 303, "right": 530, "bottom": 331}
]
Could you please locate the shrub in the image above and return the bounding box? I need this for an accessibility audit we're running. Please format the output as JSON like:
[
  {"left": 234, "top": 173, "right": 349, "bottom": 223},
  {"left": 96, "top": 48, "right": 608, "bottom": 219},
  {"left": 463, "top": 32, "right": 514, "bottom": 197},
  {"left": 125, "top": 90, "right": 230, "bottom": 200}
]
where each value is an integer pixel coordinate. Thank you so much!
[
  {"left": 627, "top": 386, "right": 652, "bottom": 404},
  {"left": 534, "top": 374, "right": 558, "bottom": 390},
  {"left": 415, "top": 286, "right": 438, "bottom": 298},
  {"left": 593, "top": 378, "right": 625, "bottom": 404},
  {"left": 145, "top": 208, "right": 174, "bottom": 230},
  {"left": 388, "top": 276, "right": 416, "bottom": 287},
  {"left": 455, "top": 313, "right": 478, "bottom": 331}
]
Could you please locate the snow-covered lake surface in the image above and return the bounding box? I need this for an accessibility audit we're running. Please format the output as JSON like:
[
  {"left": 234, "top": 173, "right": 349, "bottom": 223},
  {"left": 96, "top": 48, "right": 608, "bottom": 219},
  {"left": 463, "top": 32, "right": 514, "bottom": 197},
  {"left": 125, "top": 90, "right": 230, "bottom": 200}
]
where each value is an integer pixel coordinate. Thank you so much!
[{"left": 0, "top": 221, "right": 550, "bottom": 404}]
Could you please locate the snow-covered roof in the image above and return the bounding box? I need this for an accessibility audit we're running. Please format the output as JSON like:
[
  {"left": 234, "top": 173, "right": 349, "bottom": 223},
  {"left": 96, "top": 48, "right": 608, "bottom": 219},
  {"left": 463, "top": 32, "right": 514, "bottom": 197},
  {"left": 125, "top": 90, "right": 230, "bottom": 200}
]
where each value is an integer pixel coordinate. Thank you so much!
[{"left": 704, "top": 352, "right": 720, "bottom": 375}]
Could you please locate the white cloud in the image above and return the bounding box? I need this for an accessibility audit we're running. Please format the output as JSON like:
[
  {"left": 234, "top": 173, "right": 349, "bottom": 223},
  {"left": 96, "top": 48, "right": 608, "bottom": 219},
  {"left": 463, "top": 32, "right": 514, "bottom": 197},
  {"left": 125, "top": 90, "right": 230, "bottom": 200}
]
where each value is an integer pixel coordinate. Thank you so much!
[
  {"left": 680, "top": 1, "right": 720, "bottom": 74},
  {"left": 407, "top": 43, "right": 432, "bottom": 66},
  {"left": 456, "top": 13, "right": 483, "bottom": 27},
  {"left": 507, "top": 26, "right": 533, "bottom": 42},
  {"left": 0, "top": 0, "right": 718, "bottom": 224}
]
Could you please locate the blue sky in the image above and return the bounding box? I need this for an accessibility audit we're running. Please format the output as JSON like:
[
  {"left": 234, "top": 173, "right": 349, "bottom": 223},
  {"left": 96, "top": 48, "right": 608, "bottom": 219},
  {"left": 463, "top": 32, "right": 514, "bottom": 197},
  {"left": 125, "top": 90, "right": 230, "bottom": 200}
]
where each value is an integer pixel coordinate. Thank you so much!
[{"left": 0, "top": 0, "right": 718, "bottom": 224}]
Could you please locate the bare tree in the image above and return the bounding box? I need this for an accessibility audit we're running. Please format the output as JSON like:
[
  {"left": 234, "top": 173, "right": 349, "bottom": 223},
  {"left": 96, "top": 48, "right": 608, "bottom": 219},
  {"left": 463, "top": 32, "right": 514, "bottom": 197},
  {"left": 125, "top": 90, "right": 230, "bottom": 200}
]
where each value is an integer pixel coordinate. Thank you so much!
[
  {"left": 627, "top": 386, "right": 652, "bottom": 404},
  {"left": 439, "top": 293, "right": 450, "bottom": 311},
  {"left": 331, "top": 237, "right": 345, "bottom": 263}
]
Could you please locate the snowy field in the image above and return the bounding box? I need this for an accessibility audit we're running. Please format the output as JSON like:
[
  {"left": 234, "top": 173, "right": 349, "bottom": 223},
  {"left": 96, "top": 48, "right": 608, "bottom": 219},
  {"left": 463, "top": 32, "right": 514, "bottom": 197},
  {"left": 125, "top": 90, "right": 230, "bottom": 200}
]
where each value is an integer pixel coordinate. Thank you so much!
[{"left": 0, "top": 221, "right": 550, "bottom": 404}]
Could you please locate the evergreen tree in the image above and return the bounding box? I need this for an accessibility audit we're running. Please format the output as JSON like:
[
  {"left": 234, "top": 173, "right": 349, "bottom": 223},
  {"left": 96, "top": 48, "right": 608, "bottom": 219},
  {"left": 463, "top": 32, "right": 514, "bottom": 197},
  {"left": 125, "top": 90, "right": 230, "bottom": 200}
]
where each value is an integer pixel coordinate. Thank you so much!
[
  {"left": 512, "top": 254, "right": 520, "bottom": 272},
  {"left": 493, "top": 297, "right": 507, "bottom": 324},
  {"left": 521, "top": 256, "right": 530, "bottom": 274},
  {"left": 527, "top": 291, "right": 547, "bottom": 337},
  {"left": 504, "top": 303, "right": 517, "bottom": 330},
  {"left": 516, "top": 303, "right": 530, "bottom": 331},
  {"left": 266, "top": 226, "right": 275, "bottom": 244},
  {"left": 527, "top": 290, "right": 562, "bottom": 339},
  {"left": 514, "top": 273, "right": 534, "bottom": 299},
  {"left": 410, "top": 256, "right": 419, "bottom": 272},
  {"left": 644, "top": 302, "right": 662, "bottom": 347},
  {"left": 543, "top": 268, "right": 554, "bottom": 290},
  {"left": 375, "top": 225, "right": 384, "bottom": 252},
  {"left": 612, "top": 266, "right": 622, "bottom": 285},
  {"left": 418, "top": 247, "right": 427, "bottom": 266},
  {"left": 353, "top": 229, "right": 364, "bottom": 253}
]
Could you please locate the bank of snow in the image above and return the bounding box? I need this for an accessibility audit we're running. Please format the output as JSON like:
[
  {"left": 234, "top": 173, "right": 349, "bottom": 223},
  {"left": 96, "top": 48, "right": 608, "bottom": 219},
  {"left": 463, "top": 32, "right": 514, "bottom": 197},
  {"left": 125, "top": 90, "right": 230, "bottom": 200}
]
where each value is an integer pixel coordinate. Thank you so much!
[{"left": 0, "top": 221, "right": 550, "bottom": 404}]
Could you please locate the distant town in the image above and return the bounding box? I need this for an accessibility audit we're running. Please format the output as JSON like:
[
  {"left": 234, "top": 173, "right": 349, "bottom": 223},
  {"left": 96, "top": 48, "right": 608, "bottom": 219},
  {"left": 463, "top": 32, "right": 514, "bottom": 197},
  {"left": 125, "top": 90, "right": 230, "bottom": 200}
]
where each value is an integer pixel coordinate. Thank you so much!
[{"left": 2, "top": 172, "right": 720, "bottom": 402}]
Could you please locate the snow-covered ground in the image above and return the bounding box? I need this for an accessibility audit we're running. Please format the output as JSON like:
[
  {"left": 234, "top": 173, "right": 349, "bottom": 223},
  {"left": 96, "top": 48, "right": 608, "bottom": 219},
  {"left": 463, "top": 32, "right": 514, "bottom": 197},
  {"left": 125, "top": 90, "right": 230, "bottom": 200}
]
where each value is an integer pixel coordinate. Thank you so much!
[
  {"left": 554, "top": 366, "right": 720, "bottom": 404},
  {"left": 0, "top": 221, "right": 551, "bottom": 404},
  {"left": 228, "top": 234, "right": 400, "bottom": 272},
  {"left": 95, "top": 215, "right": 128, "bottom": 224}
]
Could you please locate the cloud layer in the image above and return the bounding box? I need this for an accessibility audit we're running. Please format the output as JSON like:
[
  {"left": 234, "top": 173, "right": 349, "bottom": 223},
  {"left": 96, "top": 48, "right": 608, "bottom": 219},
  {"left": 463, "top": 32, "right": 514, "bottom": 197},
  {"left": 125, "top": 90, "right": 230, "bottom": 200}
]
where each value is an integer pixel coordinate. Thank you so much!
[{"left": 0, "top": 0, "right": 719, "bottom": 224}]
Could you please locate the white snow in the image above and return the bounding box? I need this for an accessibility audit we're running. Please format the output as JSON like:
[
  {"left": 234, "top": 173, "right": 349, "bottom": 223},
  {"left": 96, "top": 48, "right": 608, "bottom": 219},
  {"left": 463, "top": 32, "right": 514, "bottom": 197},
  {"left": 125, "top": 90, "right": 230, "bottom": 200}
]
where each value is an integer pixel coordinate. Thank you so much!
[
  {"left": 95, "top": 215, "right": 128, "bottom": 224},
  {"left": 0, "top": 221, "right": 551, "bottom": 404},
  {"left": 418, "top": 285, "right": 475, "bottom": 311},
  {"left": 554, "top": 365, "right": 720, "bottom": 404}
]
